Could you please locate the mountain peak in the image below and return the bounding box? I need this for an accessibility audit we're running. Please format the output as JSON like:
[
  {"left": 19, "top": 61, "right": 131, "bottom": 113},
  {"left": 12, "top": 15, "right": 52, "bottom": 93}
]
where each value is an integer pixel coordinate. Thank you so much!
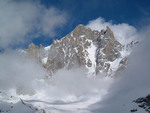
[
  {"left": 106, "top": 26, "right": 111, "bottom": 31},
  {"left": 75, "top": 24, "right": 85, "bottom": 28},
  {"left": 45, "top": 25, "right": 126, "bottom": 76},
  {"left": 26, "top": 25, "right": 129, "bottom": 76}
]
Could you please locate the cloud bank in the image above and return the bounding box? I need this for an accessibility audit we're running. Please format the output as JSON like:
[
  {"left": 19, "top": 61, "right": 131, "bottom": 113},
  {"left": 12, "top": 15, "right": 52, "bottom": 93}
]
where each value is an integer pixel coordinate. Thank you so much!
[
  {"left": 0, "top": 0, "right": 67, "bottom": 48},
  {"left": 86, "top": 17, "right": 139, "bottom": 44},
  {"left": 0, "top": 51, "right": 114, "bottom": 106},
  {"left": 0, "top": 50, "right": 45, "bottom": 92},
  {"left": 21, "top": 68, "right": 113, "bottom": 103}
]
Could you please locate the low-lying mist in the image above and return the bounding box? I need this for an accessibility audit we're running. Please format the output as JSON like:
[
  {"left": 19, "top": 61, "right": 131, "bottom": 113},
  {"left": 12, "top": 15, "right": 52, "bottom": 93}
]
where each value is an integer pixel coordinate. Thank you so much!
[
  {"left": 0, "top": 50, "right": 114, "bottom": 104},
  {"left": 32, "top": 69, "right": 114, "bottom": 102},
  {"left": 0, "top": 50, "right": 46, "bottom": 92}
]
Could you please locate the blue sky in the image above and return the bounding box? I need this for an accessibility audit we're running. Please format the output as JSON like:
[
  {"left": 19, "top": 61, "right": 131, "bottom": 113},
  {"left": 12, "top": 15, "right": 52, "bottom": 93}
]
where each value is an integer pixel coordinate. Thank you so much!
[
  {"left": 35, "top": 0, "right": 150, "bottom": 46},
  {"left": 0, "top": 0, "right": 150, "bottom": 49},
  {"left": 39, "top": 0, "right": 150, "bottom": 27}
]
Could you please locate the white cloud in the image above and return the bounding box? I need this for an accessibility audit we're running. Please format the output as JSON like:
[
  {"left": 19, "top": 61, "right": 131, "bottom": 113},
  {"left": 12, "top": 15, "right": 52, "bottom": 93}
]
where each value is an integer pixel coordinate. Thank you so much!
[
  {"left": 0, "top": 50, "right": 46, "bottom": 91},
  {"left": 86, "top": 17, "right": 139, "bottom": 45},
  {"left": 38, "top": 7, "right": 67, "bottom": 37},
  {"left": 29, "top": 68, "right": 114, "bottom": 102},
  {"left": 0, "top": 50, "right": 114, "bottom": 111},
  {"left": 0, "top": 0, "right": 67, "bottom": 48}
]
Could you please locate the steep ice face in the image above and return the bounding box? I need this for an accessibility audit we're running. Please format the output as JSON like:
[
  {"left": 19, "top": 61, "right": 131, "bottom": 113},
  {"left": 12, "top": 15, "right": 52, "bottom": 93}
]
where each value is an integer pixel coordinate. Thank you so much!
[
  {"left": 44, "top": 45, "right": 51, "bottom": 51},
  {"left": 42, "top": 57, "right": 48, "bottom": 64},
  {"left": 86, "top": 40, "right": 97, "bottom": 75}
]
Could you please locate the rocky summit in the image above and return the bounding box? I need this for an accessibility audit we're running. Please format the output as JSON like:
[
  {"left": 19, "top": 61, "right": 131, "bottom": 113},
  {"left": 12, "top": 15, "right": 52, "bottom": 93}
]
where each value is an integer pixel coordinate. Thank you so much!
[{"left": 26, "top": 25, "right": 134, "bottom": 76}]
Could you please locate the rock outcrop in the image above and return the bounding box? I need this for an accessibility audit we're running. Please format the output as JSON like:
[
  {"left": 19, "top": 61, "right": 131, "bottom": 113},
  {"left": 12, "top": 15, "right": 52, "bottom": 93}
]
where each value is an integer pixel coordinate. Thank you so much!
[{"left": 133, "top": 94, "right": 150, "bottom": 113}]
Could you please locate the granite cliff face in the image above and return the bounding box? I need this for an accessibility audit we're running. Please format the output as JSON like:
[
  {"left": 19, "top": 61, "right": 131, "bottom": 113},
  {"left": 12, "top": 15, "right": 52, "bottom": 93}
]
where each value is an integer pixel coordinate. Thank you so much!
[{"left": 26, "top": 25, "right": 133, "bottom": 76}]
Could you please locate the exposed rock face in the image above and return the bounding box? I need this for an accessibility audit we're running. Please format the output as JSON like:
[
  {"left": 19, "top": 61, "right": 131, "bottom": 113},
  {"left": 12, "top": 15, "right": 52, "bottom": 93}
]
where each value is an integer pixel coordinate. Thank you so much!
[
  {"left": 133, "top": 94, "right": 150, "bottom": 113},
  {"left": 27, "top": 43, "right": 39, "bottom": 58},
  {"left": 27, "top": 43, "right": 48, "bottom": 65},
  {"left": 96, "top": 26, "right": 123, "bottom": 75},
  {"left": 27, "top": 25, "right": 132, "bottom": 76}
]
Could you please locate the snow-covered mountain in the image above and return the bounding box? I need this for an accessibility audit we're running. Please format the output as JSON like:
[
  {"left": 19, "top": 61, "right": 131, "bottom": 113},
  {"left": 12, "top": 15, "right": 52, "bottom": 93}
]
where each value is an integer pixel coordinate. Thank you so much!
[
  {"left": 27, "top": 25, "right": 136, "bottom": 77},
  {"left": 0, "top": 24, "right": 142, "bottom": 113}
]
